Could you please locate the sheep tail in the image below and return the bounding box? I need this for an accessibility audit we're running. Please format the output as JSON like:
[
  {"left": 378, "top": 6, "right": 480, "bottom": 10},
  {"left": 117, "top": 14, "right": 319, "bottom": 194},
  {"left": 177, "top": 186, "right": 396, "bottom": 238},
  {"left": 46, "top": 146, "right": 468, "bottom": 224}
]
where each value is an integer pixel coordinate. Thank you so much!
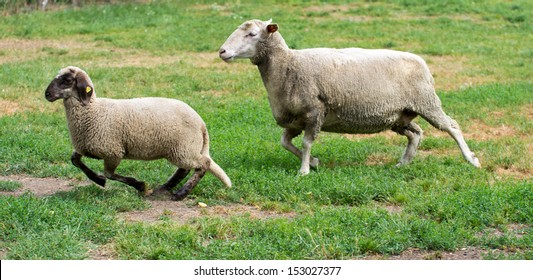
[
  {"left": 208, "top": 159, "right": 232, "bottom": 188},
  {"left": 201, "top": 126, "right": 232, "bottom": 188}
]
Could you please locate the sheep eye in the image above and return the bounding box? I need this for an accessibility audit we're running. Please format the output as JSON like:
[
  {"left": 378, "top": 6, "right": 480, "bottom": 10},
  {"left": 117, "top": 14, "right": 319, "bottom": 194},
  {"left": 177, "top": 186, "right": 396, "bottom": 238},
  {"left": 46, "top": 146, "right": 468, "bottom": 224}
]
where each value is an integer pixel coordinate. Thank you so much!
[
  {"left": 247, "top": 32, "right": 257, "bottom": 37},
  {"left": 60, "top": 77, "right": 73, "bottom": 86}
]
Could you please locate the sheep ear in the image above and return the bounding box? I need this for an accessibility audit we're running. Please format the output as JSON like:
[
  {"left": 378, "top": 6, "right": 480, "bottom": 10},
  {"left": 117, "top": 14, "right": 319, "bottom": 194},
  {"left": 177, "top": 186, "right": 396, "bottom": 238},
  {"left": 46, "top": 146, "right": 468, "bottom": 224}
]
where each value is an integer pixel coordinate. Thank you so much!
[
  {"left": 267, "top": 23, "right": 278, "bottom": 34},
  {"left": 76, "top": 76, "right": 93, "bottom": 106}
]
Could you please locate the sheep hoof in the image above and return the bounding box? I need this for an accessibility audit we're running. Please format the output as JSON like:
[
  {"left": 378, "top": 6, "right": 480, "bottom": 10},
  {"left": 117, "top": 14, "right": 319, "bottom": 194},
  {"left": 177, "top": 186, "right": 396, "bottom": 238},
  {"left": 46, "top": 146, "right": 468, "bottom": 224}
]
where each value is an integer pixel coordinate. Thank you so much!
[
  {"left": 171, "top": 192, "right": 187, "bottom": 201},
  {"left": 470, "top": 154, "right": 481, "bottom": 168},
  {"left": 94, "top": 176, "right": 106, "bottom": 187},
  {"left": 132, "top": 181, "right": 148, "bottom": 194},
  {"left": 299, "top": 168, "right": 310, "bottom": 176},
  {"left": 143, "top": 188, "right": 153, "bottom": 197},
  {"left": 152, "top": 185, "right": 172, "bottom": 196}
]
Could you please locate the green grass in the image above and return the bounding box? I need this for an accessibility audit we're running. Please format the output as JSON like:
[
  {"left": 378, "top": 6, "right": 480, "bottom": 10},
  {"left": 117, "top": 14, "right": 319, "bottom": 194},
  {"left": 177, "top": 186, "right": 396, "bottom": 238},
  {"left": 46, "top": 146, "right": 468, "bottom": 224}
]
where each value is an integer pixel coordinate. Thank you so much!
[
  {"left": 0, "top": 0, "right": 532, "bottom": 260},
  {"left": 0, "top": 180, "right": 22, "bottom": 191}
]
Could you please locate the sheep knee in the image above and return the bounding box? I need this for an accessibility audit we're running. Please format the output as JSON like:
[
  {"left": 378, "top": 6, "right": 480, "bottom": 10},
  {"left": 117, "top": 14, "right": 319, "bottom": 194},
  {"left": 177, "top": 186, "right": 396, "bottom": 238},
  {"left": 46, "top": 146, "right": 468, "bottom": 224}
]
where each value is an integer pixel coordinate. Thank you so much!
[{"left": 71, "top": 151, "right": 106, "bottom": 186}]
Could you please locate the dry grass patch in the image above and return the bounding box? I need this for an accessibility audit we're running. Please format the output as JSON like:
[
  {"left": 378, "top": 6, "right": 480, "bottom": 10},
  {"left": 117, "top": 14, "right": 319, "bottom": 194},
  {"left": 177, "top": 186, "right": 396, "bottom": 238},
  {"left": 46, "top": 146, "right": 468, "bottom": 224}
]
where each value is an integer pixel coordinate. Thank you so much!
[
  {"left": 0, "top": 37, "right": 235, "bottom": 69},
  {"left": 0, "top": 38, "right": 86, "bottom": 64},
  {"left": 0, "top": 99, "right": 26, "bottom": 117},
  {"left": 365, "top": 152, "right": 395, "bottom": 166},
  {"left": 88, "top": 242, "right": 118, "bottom": 260},
  {"left": 425, "top": 55, "right": 498, "bottom": 91}
]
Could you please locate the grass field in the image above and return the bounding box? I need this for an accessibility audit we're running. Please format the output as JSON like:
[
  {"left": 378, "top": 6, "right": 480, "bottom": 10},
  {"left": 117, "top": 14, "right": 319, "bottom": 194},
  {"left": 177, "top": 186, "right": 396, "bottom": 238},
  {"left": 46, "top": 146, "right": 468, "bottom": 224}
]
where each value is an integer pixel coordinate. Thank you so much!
[{"left": 0, "top": 0, "right": 531, "bottom": 260}]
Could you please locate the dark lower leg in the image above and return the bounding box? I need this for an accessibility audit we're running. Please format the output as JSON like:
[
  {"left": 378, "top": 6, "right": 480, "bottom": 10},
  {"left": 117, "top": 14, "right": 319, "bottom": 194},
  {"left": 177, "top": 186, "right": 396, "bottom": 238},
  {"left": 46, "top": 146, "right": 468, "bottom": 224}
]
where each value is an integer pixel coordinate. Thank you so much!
[
  {"left": 104, "top": 160, "right": 146, "bottom": 193},
  {"left": 71, "top": 151, "right": 106, "bottom": 186},
  {"left": 154, "top": 168, "right": 190, "bottom": 194},
  {"left": 171, "top": 168, "right": 207, "bottom": 201}
]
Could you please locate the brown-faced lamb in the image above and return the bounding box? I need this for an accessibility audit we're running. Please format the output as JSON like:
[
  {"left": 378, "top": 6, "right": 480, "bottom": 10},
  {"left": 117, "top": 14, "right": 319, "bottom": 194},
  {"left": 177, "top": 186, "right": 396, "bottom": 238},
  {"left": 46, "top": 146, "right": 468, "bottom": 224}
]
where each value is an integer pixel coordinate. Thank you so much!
[
  {"left": 219, "top": 19, "right": 481, "bottom": 175},
  {"left": 45, "top": 66, "right": 231, "bottom": 200}
]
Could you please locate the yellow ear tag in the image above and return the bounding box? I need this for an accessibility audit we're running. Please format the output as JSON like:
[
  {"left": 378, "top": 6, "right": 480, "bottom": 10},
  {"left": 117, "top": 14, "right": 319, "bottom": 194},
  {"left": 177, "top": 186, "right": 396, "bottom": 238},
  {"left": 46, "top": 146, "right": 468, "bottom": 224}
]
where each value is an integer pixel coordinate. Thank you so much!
[{"left": 86, "top": 86, "right": 92, "bottom": 93}]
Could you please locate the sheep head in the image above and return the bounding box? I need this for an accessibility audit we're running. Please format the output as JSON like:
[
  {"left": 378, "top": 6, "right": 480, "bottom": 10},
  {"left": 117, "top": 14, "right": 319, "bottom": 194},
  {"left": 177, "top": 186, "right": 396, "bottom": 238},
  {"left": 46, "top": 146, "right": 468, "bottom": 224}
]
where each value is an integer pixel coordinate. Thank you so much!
[
  {"left": 45, "top": 66, "right": 94, "bottom": 106},
  {"left": 219, "top": 19, "right": 278, "bottom": 62}
]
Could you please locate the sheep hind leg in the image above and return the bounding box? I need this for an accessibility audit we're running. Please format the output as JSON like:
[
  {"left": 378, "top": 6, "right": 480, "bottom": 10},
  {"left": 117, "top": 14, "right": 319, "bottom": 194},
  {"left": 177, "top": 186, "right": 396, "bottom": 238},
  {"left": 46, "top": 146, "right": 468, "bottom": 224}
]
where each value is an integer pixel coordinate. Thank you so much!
[
  {"left": 281, "top": 128, "right": 320, "bottom": 171},
  {"left": 171, "top": 167, "right": 207, "bottom": 201},
  {"left": 71, "top": 151, "right": 106, "bottom": 187},
  {"left": 153, "top": 168, "right": 190, "bottom": 195},
  {"left": 103, "top": 159, "right": 149, "bottom": 195},
  {"left": 392, "top": 122, "right": 423, "bottom": 167},
  {"left": 421, "top": 109, "right": 481, "bottom": 167}
]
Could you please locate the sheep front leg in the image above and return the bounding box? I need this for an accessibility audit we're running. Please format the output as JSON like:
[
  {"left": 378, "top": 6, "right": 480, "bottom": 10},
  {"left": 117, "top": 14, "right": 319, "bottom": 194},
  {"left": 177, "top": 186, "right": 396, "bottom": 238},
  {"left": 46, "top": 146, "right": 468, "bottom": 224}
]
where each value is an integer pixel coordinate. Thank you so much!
[
  {"left": 71, "top": 151, "right": 106, "bottom": 186},
  {"left": 281, "top": 128, "right": 320, "bottom": 170},
  {"left": 299, "top": 118, "right": 322, "bottom": 176},
  {"left": 103, "top": 159, "right": 149, "bottom": 195},
  {"left": 171, "top": 167, "right": 207, "bottom": 201}
]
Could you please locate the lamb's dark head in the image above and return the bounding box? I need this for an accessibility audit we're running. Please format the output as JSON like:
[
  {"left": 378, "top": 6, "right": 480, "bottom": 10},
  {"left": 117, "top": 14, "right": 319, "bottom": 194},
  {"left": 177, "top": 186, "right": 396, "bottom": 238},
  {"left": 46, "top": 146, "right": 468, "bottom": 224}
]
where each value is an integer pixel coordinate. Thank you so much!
[{"left": 45, "top": 66, "right": 94, "bottom": 106}]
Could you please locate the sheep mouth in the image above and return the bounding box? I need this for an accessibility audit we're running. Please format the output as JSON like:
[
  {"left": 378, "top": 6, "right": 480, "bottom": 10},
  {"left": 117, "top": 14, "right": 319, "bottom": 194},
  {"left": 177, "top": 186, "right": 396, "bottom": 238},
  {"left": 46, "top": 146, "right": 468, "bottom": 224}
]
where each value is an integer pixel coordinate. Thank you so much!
[
  {"left": 45, "top": 92, "right": 61, "bottom": 102},
  {"left": 220, "top": 55, "right": 235, "bottom": 63}
]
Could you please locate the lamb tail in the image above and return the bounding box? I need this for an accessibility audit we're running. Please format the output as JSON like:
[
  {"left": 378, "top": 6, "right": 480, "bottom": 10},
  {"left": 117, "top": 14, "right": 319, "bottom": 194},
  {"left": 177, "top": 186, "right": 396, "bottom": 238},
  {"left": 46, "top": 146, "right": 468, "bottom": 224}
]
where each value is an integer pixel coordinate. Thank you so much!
[
  {"left": 208, "top": 159, "right": 232, "bottom": 188},
  {"left": 201, "top": 126, "right": 231, "bottom": 187}
]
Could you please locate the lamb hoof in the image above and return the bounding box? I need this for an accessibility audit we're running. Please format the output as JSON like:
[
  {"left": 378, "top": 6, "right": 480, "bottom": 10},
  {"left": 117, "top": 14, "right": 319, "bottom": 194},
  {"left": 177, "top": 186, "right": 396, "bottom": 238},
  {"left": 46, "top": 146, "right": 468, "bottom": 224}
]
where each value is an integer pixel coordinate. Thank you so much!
[
  {"left": 142, "top": 189, "right": 152, "bottom": 197},
  {"left": 132, "top": 182, "right": 148, "bottom": 194},
  {"left": 94, "top": 176, "right": 106, "bottom": 187},
  {"left": 152, "top": 185, "right": 172, "bottom": 195},
  {"left": 171, "top": 192, "right": 187, "bottom": 201}
]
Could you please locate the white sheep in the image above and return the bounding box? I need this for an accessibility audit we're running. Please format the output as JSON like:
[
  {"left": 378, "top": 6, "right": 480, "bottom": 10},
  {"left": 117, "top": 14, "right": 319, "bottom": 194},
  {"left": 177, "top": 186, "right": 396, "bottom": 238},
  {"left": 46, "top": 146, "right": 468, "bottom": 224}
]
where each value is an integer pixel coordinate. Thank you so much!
[
  {"left": 219, "top": 19, "right": 481, "bottom": 175},
  {"left": 45, "top": 66, "right": 231, "bottom": 200}
]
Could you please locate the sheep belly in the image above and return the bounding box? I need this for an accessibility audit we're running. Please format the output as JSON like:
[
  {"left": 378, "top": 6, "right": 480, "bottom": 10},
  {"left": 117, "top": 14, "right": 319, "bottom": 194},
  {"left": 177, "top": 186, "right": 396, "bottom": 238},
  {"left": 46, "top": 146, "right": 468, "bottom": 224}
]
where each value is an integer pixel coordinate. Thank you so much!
[{"left": 321, "top": 108, "right": 401, "bottom": 134}]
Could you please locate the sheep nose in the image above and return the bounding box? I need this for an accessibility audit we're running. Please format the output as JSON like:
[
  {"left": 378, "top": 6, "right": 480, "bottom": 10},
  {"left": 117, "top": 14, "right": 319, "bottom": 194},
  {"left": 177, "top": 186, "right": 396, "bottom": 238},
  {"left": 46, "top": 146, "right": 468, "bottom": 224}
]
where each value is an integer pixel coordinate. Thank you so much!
[
  {"left": 219, "top": 48, "right": 226, "bottom": 55},
  {"left": 45, "top": 91, "right": 51, "bottom": 99}
]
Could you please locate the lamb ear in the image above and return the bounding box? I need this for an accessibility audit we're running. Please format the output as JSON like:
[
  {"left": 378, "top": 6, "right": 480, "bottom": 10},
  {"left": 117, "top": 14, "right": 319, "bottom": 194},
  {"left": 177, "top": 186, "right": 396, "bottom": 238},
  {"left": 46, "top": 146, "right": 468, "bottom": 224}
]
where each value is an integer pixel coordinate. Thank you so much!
[
  {"left": 76, "top": 75, "right": 93, "bottom": 106},
  {"left": 267, "top": 23, "right": 278, "bottom": 33}
]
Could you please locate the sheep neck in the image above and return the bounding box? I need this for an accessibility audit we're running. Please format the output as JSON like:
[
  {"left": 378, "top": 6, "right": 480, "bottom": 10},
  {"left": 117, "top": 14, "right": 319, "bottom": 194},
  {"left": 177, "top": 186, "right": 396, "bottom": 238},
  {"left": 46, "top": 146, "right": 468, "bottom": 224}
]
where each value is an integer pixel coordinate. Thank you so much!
[
  {"left": 252, "top": 32, "right": 290, "bottom": 66},
  {"left": 63, "top": 97, "right": 100, "bottom": 146},
  {"left": 253, "top": 32, "right": 292, "bottom": 94}
]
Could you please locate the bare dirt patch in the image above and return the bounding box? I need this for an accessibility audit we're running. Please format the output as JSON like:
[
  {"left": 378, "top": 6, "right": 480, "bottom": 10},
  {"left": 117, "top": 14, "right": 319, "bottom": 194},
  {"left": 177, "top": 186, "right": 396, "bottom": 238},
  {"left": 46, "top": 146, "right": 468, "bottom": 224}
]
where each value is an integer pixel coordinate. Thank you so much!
[
  {"left": 365, "top": 246, "right": 525, "bottom": 260},
  {"left": 0, "top": 174, "right": 83, "bottom": 197},
  {"left": 389, "top": 247, "right": 488, "bottom": 260},
  {"left": 88, "top": 242, "right": 118, "bottom": 260},
  {"left": 119, "top": 197, "right": 296, "bottom": 225}
]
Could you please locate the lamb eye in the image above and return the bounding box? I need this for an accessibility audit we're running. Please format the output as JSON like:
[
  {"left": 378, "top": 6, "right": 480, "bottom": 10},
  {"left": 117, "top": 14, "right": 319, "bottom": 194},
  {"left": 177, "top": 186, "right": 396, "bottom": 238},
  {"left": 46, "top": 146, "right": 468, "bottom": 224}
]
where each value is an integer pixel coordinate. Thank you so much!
[
  {"left": 61, "top": 77, "right": 73, "bottom": 86},
  {"left": 247, "top": 32, "right": 257, "bottom": 37}
]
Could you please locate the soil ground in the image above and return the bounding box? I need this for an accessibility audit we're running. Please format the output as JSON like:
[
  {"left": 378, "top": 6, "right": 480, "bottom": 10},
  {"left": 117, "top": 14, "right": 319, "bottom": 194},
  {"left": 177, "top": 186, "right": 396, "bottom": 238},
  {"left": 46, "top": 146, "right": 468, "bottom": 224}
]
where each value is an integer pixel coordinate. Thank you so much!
[{"left": 1, "top": 174, "right": 528, "bottom": 260}]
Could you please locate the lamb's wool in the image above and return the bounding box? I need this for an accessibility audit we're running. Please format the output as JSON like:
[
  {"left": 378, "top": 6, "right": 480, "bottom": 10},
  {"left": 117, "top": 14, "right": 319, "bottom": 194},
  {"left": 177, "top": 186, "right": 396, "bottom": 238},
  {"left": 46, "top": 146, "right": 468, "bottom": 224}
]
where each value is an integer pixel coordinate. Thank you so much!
[{"left": 45, "top": 66, "right": 231, "bottom": 199}]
